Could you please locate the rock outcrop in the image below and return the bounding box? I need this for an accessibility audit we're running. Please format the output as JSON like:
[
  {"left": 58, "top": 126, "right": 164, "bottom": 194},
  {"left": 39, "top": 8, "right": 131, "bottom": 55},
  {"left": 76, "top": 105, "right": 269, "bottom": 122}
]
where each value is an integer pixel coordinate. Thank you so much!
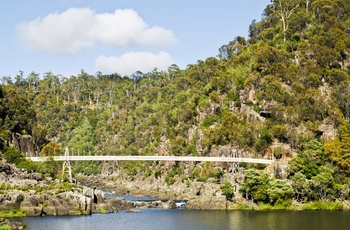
[
  {"left": 11, "top": 133, "right": 36, "bottom": 157},
  {"left": 0, "top": 161, "right": 135, "bottom": 217},
  {"left": 0, "top": 218, "right": 25, "bottom": 230}
]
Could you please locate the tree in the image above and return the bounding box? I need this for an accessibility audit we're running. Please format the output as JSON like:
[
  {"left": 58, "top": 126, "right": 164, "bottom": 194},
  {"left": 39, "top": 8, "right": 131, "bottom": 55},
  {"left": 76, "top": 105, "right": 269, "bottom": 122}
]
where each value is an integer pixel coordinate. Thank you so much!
[
  {"left": 40, "top": 142, "right": 61, "bottom": 157},
  {"left": 267, "top": 179, "right": 294, "bottom": 204},
  {"left": 271, "top": 0, "right": 300, "bottom": 42},
  {"left": 240, "top": 169, "right": 270, "bottom": 203},
  {"left": 291, "top": 172, "right": 310, "bottom": 202},
  {"left": 332, "top": 81, "right": 350, "bottom": 121},
  {"left": 324, "top": 122, "right": 350, "bottom": 174},
  {"left": 311, "top": 166, "right": 334, "bottom": 200},
  {"left": 220, "top": 180, "right": 235, "bottom": 201}
]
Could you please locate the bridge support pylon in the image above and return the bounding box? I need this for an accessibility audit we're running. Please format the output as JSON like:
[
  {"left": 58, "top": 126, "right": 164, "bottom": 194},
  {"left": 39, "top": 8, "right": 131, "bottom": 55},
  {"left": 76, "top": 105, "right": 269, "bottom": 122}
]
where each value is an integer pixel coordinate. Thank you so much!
[
  {"left": 231, "top": 149, "right": 239, "bottom": 173},
  {"left": 62, "top": 147, "right": 73, "bottom": 183}
]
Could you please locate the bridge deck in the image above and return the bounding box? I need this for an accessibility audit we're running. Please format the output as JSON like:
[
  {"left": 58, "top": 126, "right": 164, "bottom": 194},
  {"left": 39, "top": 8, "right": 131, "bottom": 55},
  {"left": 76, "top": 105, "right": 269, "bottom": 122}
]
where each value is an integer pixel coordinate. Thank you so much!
[{"left": 27, "top": 155, "right": 273, "bottom": 164}]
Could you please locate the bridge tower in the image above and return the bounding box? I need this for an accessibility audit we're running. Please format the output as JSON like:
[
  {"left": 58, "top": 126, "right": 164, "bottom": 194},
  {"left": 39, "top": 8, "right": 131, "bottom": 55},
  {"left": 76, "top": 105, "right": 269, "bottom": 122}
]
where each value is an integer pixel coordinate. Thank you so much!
[
  {"left": 61, "top": 147, "right": 73, "bottom": 183},
  {"left": 231, "top": 149, "right": 239, "bottom": 173}
]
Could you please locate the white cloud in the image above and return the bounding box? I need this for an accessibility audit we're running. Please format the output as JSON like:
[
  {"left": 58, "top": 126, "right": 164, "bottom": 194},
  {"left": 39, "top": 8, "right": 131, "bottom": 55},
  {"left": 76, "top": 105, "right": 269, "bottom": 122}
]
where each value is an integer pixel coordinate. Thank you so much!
[
  {"left": 16, "top": 8, "right": 176, "bottom": 55},
  {"left": 95, "top": 51, "right": 174, "bottom": 76}
]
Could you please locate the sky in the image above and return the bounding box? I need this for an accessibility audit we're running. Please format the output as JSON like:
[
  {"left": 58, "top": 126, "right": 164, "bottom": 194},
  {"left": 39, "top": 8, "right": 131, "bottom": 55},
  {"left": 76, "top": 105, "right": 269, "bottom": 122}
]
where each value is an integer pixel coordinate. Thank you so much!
[{"left": 0, "top": 0, "right": 270, "bottom": 79}]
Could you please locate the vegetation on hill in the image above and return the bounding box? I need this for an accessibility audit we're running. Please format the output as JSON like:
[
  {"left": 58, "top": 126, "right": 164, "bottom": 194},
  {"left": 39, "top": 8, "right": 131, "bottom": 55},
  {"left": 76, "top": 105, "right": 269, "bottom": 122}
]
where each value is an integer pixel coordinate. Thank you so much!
[{"left": 1, "top": 0, "right": 350, "bottom": 206}]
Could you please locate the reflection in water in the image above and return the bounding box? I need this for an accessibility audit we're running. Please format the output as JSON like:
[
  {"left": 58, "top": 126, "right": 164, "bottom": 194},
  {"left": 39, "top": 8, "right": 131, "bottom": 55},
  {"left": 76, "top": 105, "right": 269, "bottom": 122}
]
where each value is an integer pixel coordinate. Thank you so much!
[{"left": 15, "top": 209, "right": 350, "bottom": 230}]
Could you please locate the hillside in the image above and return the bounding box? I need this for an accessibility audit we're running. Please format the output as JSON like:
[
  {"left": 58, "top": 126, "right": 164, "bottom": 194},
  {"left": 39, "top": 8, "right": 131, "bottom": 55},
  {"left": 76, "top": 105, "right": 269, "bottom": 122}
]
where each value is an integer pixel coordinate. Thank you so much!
[{"left": 1, "top": 0, "right": 350, "bottom": 207}]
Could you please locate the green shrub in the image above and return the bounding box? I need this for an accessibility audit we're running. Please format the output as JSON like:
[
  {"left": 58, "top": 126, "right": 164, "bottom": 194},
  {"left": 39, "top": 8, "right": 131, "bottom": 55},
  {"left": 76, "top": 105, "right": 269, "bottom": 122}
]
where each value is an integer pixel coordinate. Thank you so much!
[
  {"left": 17, "top": 159, "right": 38, "bottom": 172},
  {"left": 154, "top": 169, "right": 162, "bottom": 179},
  {"left": 201, "top": 116, "right": 218, "bottom": 128},
  {"left": 0, "top": 225, "right": 12, "bottom": 230},
  {"left": 190, "top": 167, "right": 201, "bottom": 179},
  {"left": 235, "top": 204, "right": 254, "bottom": 210},
  {"left": 273, "top": 147, "right": 282, "bottom": 159},
  {"left": 302, "top": 201, "right": 343, "bottom": 211},
  {"left": 0, "top": 206, "right": 26, "bottom": 218},
  {"left": 208, "top": 167, "right": 224, "bottom": 179},
  {"left": 143, "top": 170, "right": 152, "bottom": 179},
  {"left": 99, "top": 208, "right": 109, "bottom": 214},
  {"left": 220, "top": 180, "right": 234, "bottom": 200},
  {"left": 165, "top": 166, "right": 183, "bottom": 185},
  {"left": 3, "top": 147, "right": 24, "bottom": 165}
]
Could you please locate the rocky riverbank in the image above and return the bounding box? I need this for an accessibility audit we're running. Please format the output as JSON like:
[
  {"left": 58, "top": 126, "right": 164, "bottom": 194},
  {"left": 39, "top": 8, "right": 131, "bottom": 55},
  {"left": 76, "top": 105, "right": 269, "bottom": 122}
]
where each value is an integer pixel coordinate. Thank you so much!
[
  {"left": 0, "top": 218, "right": 24, "bottom": 230},
  {"left": 76, "top": 168, "right": 244, "bottom": 210},
  {"left": 0, "top": 160, "right": 140, "bottom": 220}
]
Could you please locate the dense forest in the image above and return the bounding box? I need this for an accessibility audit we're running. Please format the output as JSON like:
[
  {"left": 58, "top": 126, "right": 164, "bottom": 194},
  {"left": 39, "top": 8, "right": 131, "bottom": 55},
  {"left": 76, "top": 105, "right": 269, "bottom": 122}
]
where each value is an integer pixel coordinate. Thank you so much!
[{"left": 1, "top": 0, "right": 350, "bottom": 208}]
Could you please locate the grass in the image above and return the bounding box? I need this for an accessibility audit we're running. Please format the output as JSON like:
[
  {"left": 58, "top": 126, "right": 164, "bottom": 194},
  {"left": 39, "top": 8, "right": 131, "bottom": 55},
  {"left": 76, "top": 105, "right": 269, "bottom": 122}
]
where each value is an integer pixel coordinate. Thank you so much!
[
  {"left": 0, "top": 225, "right": 12, "bottom": 230},
  {"left": 100, "top": 208, "right": 109, "bottom": 214},
  {"left": 0, "top": 208, "right": 26, "bottom": 218},
  {"left": 235, "top": 204, "right": 255, "bottom": 210},
  {"left": 302, "top": 201, "right": 343, "bottom": 211},
  {"left": 235, "top": 200, "right": 345, "bottom": 211}
]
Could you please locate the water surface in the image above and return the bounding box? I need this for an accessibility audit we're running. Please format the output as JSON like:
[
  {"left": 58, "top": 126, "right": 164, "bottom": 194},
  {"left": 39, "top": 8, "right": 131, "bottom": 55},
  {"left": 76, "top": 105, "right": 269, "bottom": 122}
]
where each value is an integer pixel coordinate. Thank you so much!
[{"left": 15, "top": 209, "right": 350, "bottom": 230}]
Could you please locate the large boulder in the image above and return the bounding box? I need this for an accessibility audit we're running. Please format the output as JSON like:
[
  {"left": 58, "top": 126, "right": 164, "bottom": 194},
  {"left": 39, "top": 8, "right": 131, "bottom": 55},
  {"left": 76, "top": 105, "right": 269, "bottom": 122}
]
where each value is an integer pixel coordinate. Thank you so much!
[
  {"left": 0, "top": 164, "right": 12, "bottom": 175},
  {"left": 108, "top": 197, "right": 133, "bottom": 211},
  {"left": 20, "top": 197, "right": 41, "bottom": 216},
  {"left": 0, "top": 217, "right": 25, "bottom": 230},
  {"left": 0, "top": 191, "right": 24, "bottom": 211},
  {"left": 186, "top": 195, "right": 227, "bottom": 210},
  {"left": 56, "top": 204, "right": 69, "bottom": 216}
]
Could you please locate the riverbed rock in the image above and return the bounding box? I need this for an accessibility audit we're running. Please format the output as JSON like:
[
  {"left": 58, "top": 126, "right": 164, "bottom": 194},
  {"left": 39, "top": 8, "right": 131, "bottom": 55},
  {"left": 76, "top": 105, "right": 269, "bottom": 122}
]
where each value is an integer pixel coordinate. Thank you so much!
[
  {"left": 125, "top": 208, "right": 141, "bottom": 213},
  {"left": 186, "top": 195, "right": 227, "bottom": 210},
  {"left": 0, "top": 217, "right": 25, "bottom": 230},
  {"left": 108, "top": 197, "right": 133, "bottom": 211},
  {"left": 163, "top": 200, "right": 177, "bottom": 209}
]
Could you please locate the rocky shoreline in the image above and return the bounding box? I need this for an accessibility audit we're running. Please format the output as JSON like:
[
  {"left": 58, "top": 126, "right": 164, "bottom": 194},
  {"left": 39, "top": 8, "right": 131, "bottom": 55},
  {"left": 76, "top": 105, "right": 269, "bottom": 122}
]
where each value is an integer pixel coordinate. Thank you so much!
[
  {"left": 1, "top": 157, "right": 349, "bottom": 230},
  {"left": 0, "top": 160, "right": 199, "bottom": 229},
  {"left": 76, "top": 170, "right": 242, "bottom": 210}
]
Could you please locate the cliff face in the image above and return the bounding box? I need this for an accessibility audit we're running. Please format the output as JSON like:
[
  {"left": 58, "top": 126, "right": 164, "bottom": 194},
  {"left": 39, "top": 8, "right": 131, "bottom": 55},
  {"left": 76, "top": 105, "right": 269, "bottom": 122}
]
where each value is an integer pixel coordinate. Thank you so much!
[{"left": 11, "top": 133, "right": 36, "bottom": 157}]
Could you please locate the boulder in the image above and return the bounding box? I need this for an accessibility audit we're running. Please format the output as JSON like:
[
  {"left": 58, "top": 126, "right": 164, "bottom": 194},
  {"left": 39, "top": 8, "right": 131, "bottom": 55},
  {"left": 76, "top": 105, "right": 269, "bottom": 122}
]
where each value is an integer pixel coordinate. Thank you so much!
[
  {"left": 108, "top": 197, "right": 132, "bottom": 211},
  {"left": 125, "top": 208, "right": 141, "bottom": 213},
  {"left": 186, "top": 195, "right": 226, "bottom": 210},
  {"left": 42, "top": 205, "right": 57, "bottom": 216},
  {"left": 0, "top": 217, "right": 25, "bottom": 230},
  {"left": 0, "top": 192, "right": 24, "bottom": 211},
  {"left": 56, "top": 204, "right": 69, "bottom": 216},
  {"left": 20, "top": 196, "right": 41, "bottom": 216},
  {"left": 163, "top": 200, "right": 176, "bottom": 209}
]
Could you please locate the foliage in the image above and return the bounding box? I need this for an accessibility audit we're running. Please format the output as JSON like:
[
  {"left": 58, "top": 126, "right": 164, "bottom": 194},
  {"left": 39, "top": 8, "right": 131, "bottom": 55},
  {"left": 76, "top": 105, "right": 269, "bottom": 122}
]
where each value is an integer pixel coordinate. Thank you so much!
[
  {"left": 220, "top": 180, "right": 234, "bottom": 200},
  {"left": 0, "top": 225, "right": 12, "bottom": 230},
  {"left": 266, "top": 179, "right": 293, "bottom": 204},
  {"left": 3, "top": 147, "right": 24, "bottom": 165},
  {"left": 165, "top": 166, "right": 183, "bottom": 185},
  {"left": 72, "top": 161, "right": 101, "bottom": 176},
  {"left": 239, "top": 169, "right": 269, "bottom": 203},
  {"left": 0, "top": 206, "right": 26, "bottom": 218},
  {"left": 324, "top": 122, "right": 350, "bottom": 174},
  {"left": 302, "top": 201, "right": 343, "bottom": 211}
]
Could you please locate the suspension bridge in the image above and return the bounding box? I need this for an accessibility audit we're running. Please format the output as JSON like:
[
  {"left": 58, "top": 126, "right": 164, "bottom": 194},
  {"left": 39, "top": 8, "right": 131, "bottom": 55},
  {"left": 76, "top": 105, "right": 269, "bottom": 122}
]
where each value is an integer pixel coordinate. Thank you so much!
[
  {"left": 26, "top": 147, "right": 274, "bottom": 182},
  {"left": 27, "top": 155, "right": 273, "bottom": 164}
]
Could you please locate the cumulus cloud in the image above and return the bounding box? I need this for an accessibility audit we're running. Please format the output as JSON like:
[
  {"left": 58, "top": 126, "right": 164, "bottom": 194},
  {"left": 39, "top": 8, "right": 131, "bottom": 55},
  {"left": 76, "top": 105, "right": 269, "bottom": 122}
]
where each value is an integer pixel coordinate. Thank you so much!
[
  {"left": 16, "top": 8, "right": 176, "bottom": 55},
  {"left": 95, "top": 51, "right": 174, "bottom": 76}
]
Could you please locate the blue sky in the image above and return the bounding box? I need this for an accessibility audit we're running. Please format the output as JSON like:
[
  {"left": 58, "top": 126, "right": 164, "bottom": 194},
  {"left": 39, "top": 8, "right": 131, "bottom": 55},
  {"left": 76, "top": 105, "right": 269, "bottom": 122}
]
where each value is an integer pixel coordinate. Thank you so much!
[{"left": 0, "top": 0, "right": 270, "bottom": 79}]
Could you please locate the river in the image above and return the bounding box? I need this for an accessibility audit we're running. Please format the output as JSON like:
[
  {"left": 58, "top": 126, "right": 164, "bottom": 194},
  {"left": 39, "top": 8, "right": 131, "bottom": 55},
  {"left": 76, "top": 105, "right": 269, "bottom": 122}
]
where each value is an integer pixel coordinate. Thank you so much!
[{"left": 14, "top": 209, "right": 350, "bottom": 230}]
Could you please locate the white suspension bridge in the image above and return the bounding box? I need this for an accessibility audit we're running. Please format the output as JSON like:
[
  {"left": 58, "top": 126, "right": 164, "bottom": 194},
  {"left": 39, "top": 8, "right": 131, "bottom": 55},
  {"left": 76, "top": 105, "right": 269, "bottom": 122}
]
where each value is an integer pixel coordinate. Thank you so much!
[
  {"left": 26, "top": 147, "right": 274, "bottom": 182},
  {"left": 28, "top": 155, "right": 273, "bottom": 164}
]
